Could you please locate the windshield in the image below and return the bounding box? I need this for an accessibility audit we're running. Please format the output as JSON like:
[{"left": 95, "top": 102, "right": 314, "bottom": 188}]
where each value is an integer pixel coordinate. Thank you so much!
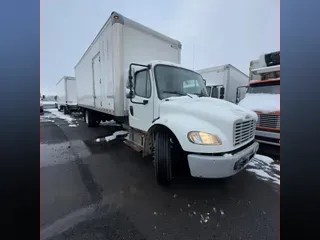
[
  {"left": 154, "top": 65, "right": 208, "bottom": 99},
  {"left": 248, "top": 83, "right": 280, "bottom": 94}
]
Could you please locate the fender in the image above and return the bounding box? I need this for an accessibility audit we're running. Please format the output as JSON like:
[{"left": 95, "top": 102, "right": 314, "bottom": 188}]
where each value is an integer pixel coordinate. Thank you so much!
[{"left": 147, "top": 113, "right": 233, "bottom": 154}]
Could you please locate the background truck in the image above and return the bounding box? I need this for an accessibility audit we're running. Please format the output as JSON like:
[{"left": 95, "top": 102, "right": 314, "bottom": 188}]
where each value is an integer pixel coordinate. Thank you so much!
[
  {"left": 197, "top": 64, "right": 249, "bottom": 103},
  {"left": 237, "top": 51, "right": 280, "bottom": 146},
  {"left": 56, "top": 76, "right": 78, "bottom": 114},
  {"left": 75, "top": 11, "right": 259, "bottom": 186}
]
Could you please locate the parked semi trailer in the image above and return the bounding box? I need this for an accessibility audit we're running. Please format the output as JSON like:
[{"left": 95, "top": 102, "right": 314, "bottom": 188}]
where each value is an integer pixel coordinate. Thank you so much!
[
  {"left": 75, "top": 12, "right": 259, "bottom": 185},
  {"left": 56, "top": 76, "right": 78, "bottom": 114},
  {"left": 237, "top": 51, "right": 280, "bottom": 146},
  {"left": 197, "top": 64, "right": 249, "bottom": 103}
]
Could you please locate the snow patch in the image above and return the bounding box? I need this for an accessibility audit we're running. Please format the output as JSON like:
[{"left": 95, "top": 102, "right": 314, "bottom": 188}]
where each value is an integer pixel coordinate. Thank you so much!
[
  {"left": 238, "top": 93, "right": 280, "bottom": 113},
  {"left": 254, "top": 154, "right": 274, "bottom": 164},
  {"left": 223, "top": 153, "right": 233, "bottom": 157},
  {"left": 43, "top": 109, "right": 79, "bottom": 128},
  {"left": 42, "top": 101, "right": 57, "bottom": 105},
  {"left": 47, "top": 109, "right": 75, "bottom": 124},
  {"left": 246, "top": 169, "right": 280, "bottom": 185},
  {"left": 246, "top": 154, "right": 280, "bottom": 186},
  {"left": 40, "top": 118, "right": 55, "bottom": 123},
  {"left": 100, "top": 120, "right": 121, "bottom": 127},
  {"left": 272, "top": 164, "right": 280, "bottom": 171},
  {"left": 200, "top": 214, "right": 210, "bottom": 224}
]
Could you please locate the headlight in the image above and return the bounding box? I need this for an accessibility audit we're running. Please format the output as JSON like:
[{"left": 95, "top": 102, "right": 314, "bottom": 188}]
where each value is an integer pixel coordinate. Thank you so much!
[{"left": 187, "top": 131, "right": 222, "bottom": 145}]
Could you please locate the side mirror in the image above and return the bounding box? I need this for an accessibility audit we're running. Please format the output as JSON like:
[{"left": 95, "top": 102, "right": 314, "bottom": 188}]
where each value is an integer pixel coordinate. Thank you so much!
[
  {"left": 220, "top": 87, "right": 225, "bottom": 95},
  {"left": 236, "top": 90, "right": 240, "bottom": 104},
  {"left": 219, "top": 87, "right": 225, "bottom": 99},
  {"left": 126, "top": 90, "right": 134, "bottom": 99}
]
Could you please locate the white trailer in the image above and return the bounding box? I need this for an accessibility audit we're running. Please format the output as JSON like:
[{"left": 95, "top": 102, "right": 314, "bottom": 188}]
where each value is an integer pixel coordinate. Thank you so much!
[
  {"left": 197, "top": 64, "right": 249, "bottom": 103},
  {"left": 75, "top": 12, "right": 259, "bottom": 186},
  {"left": 56, "top": 76, "right": 78, "bottom": 114}
]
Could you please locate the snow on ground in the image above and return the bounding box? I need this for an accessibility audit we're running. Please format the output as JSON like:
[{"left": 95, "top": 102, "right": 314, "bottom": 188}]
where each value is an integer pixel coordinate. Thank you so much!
[
  {"left": 41, "top": 109, "right": 79, "bottom": 127},
  {"left": 42, "top": 101, "right": 56, "bottom": 105},
  {"left": 246, "top": 154, "right": 280, "bottom": 185},
  {"left": 100, "top": 120, "right": 121, "bottom": 127},
  {"left": 238, "top": 93, "right": 280, "bottom": 113},
  {"left": 95, "top": 130, "right": 128, "bottom": 143}
]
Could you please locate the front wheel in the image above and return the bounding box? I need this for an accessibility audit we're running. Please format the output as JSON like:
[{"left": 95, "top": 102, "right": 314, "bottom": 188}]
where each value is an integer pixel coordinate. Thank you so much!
[{"left": 154, "top": 131, "right": 172, "bottom": 186}]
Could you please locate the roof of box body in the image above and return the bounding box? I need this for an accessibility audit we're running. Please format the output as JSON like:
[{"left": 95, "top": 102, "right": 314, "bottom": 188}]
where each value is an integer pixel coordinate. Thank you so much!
[
  {"left": 197, "top": 64, "right": 249, "bottom": 78},
  {"left": 74, "top": 11, "right": 182, "bottom": 69},
  {"left": 56, "top": 76, "right": 75, "bottom": 85}
]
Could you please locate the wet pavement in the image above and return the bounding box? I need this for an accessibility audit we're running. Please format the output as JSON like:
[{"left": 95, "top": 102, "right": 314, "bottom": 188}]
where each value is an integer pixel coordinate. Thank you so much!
[{"left": 40, "top": 108, "right": 280, "bottom": 240}]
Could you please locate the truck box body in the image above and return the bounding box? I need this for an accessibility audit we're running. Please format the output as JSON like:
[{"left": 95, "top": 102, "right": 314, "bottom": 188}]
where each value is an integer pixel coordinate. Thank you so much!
[
  {"left": 56, "top": 76, "right": 77, "bottom": 107},
  {"left": 197, "top": 64, "right": 249, "bottom": 103},
  {"left": 75, "top": 12, "right": 182, "bottom": 117}
]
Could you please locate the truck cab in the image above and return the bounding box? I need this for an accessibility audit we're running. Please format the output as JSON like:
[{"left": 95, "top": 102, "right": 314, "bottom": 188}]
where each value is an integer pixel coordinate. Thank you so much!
[
  {"left": 126, "top": 60, "right": 259, "bottom": 185},
  {"left": 238, "top": 51, "right": 280, "bottom": 146},
  {"left": 205, "top": 84, "right": 225, "bottom": 99}
]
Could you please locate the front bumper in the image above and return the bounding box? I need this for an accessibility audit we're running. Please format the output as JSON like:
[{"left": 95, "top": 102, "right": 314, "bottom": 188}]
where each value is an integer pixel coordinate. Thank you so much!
[
  {"left": 255, "top": 130, "right": 280, "bottom": 146},
  {"left": 187, "top": 141, "right": 259, "bottom": 178}
]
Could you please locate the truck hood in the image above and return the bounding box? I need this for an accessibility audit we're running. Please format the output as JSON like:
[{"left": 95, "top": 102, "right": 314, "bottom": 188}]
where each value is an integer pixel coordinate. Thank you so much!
[
  {"left": 159, "top": 96, "right": 258, "bottom": 125},
  {"left": 238, "top": 93, "right": 280, "bottom": 114}
]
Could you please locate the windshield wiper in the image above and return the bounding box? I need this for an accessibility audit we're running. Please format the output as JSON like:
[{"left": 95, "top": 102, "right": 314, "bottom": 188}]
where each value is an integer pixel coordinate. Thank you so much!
[
  {"left": 162, "top": 90, "right": 193, "bottom": 98},
  {"left": 192, "top": 91, "right": 207, "bottom": 97}
]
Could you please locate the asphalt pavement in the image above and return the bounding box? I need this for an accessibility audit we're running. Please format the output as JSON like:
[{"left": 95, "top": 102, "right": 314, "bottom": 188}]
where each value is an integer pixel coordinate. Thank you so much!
[{"left": 40, "top": 107, "right": 280, "bottom": 240}]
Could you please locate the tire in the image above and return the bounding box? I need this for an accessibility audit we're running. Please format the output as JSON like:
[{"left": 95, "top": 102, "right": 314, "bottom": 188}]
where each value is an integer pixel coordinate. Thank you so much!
[
  {"left": 85, "top": 109, "right": 99, "bottom": 127},
  {"left": 63, "top": 107, "right": 68, "bottom": 115},
  {"left": 154, "top": 131, "right": 172, "bottom": 186}
]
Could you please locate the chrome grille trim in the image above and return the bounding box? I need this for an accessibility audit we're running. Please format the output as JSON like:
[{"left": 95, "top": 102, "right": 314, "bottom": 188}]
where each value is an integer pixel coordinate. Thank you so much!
[
  {"left": 233, "top": 119, "right": 256, "bottom": 146},
  {"left": 257, "top": 114, "right": 280, "bottom": 129}
]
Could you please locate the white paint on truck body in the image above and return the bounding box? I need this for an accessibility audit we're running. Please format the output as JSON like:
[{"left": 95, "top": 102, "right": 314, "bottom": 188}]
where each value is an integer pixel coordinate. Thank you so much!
[
  {"left": 56, "top": 76, "right": 77, "bottom": 107},
  {"left": 75, "top": 12, "right": 181, "bottom": 117},
  {"left": 197, "top": 64, "right": 249, "bottom": 103}
]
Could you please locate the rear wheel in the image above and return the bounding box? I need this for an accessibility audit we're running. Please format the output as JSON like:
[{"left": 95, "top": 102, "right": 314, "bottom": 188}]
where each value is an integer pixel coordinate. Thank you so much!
[
  {"left": 63, "top": 107, "right": 68, "bottom": 115},
  {"left": 85, "top": 109, "right": 99, "bottom": 127},
  {"left": 154, "top": 131, "right": 172, "bottom": 186}
]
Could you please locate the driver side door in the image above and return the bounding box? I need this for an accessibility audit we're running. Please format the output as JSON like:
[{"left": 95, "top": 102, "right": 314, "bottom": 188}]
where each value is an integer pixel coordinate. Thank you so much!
[{"left": 128, "top": 69, "right": 154, "bottom": 132}]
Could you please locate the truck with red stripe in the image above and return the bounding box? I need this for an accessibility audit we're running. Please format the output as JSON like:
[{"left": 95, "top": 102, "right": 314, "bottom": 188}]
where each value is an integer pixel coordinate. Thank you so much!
[{"left": 236, "top": 51, "right": 280, "bottom": 147}]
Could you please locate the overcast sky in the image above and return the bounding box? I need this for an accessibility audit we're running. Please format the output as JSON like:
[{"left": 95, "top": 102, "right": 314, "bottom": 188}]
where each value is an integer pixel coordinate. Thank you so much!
[{"left": 41, "top": 0, "right": 279, "bottom": 95}]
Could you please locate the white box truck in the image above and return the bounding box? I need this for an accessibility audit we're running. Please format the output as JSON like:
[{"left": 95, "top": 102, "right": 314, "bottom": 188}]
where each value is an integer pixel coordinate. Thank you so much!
[
  {"left": 75, "top": 12, "right": 259, "bottom": 186},
  {"left": 197, "top": 64, "right": 249, "bottom": 103},
  {"left": 56, "top": 76, "right": 78, "bottom": 114}
]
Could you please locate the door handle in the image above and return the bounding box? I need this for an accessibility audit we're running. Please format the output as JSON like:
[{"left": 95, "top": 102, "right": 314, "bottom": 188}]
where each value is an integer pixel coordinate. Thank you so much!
[{"left": 143, "top": 100, "right": 148, "bottom": 105}]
